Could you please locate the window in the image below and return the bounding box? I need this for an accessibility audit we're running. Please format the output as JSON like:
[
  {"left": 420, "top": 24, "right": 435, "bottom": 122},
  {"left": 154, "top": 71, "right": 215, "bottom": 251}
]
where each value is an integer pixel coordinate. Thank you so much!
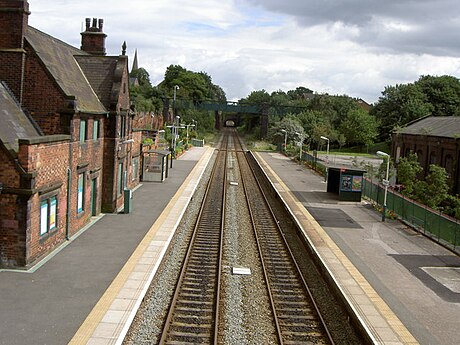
[
  {"left": 79, "top": 119, "right": 87, "bottom": 143},
  {"left": 77, "top": 173, "right": 85, "bottom": 213},
  {"left": 120, "top": 115, "right": 126, "bottom": 139},
  {"left": 132, "top": 156, "right": 139, "bottom": 181},
  {"left": 93, "top": 119, "right": 99, "bottom": 140},
  {"left": 40, "top": 196, "right": 57, "bottom": 236},
  {"left": 117, "top": 162, "right": 123, "bottom": 196}
]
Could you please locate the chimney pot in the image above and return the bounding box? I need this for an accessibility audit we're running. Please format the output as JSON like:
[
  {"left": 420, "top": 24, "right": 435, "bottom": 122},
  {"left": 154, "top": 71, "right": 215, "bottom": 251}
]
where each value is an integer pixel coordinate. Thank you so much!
[
  {"left": 85, "top": 18, "right": 90, "bottom": 30},
  {"left": 98, "top": 19, "right": 104, "bottom": 31},
  {"left": 92, "top": 18, "right": 97, "bottom": 28}
]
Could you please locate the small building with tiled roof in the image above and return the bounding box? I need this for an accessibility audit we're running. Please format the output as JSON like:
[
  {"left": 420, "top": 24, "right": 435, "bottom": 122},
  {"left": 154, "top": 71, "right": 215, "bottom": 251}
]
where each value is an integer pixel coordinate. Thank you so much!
[
  {"left": 392, "top": 116, "right": 460, "bottom": 193},
  {"left": 0, "top": 0, "right": 141, "bottom": 268}
]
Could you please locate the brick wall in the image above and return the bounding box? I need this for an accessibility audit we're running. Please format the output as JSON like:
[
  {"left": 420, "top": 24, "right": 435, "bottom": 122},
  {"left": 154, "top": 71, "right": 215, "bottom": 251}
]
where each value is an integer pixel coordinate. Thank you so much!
[
  {"left": 0, "top": 0, "right": 29, "bottom": 102},
  {"left": 23, "top": 43, "right": 68, "bottom": 135},
  {"left": 101, "top": 59, "right": 136, "bottom": 212},
  {"left": 67, "top": 115, "right": 104, "bottom": 234},
  {"left": 0, "top": 147, "right": 24, "bottom": 267},
  {"left": 17, "top": 136, "right": 70, "bottom": 266}
]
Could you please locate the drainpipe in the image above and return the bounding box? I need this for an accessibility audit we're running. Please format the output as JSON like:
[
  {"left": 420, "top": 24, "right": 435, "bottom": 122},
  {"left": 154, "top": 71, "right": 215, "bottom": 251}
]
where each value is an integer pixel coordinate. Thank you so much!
[
  {"left": 65, "top": 106, "right": 75, "bottom": 241},
  {"left": 65, "top": 168, "right": 71, "bottom": 240}
]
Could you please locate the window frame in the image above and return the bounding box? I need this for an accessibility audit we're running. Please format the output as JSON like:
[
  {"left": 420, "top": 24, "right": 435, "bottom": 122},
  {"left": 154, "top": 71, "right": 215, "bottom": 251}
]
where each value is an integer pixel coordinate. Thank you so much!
[
  {"left": 40, "top": 195, "right": 58, "bottom": 236},
  {"left": 79, "top": 119, "right": 87, "bottom": 143},
  {"left": 77, "top": 172, "right": 85, "bottom": 214},
  {"left": 132, "top": 156, "right": 139, "bottom": 181},
  {"left": 93, "top": 119, "right": 100, "bottom": 140}
]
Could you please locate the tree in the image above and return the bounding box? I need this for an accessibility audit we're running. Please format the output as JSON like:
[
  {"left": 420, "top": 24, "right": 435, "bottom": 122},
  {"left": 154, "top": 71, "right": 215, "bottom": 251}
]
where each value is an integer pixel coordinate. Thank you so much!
[
  {"left": 269, "top": 115, "right": 305, "bottom": 146},
  {"left": 413, "top": 164, "right": 449, "bottom": 209},
  {"left": 243, "top": 90, "right": 271, "bottom": 104},
  {"left": 130, "top": 67, "right": 152, "bottom": 87},
  {"left": 371, "top": 83, "right": 432, "bottom": 140},
  {"left": 161, "top": 65, "right": 226, "bottom": 103},
  {"left": 417, "top": 75, "right": 460, "bottom": 116},
  {"left": 340, "top": 108, "right": 379, "bottom": 147},
  {"left": 396, "top": 153, "right": 422, "bottom": 196}
]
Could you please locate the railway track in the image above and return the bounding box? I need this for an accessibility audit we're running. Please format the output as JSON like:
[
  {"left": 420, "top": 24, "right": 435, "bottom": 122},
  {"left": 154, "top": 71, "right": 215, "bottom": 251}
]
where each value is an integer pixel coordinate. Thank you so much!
[
  {"left": 159, "top": 137, "right": 228, "bottom": 344},
  {"left": 233, "top": 131, "right": 334, "bottom": 345},
  {"left": 159, "top": 129, "right": 334, "bottom": 344}
]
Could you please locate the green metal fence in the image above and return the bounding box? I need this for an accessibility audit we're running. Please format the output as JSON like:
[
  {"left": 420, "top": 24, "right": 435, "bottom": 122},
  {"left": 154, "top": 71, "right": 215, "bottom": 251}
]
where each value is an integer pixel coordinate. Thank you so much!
[
  {"left": 362, "top": 178, "right": 460, "bottom": 252},
  {"left": 301, "top": 151, "right": 327, "bottom": 176}
]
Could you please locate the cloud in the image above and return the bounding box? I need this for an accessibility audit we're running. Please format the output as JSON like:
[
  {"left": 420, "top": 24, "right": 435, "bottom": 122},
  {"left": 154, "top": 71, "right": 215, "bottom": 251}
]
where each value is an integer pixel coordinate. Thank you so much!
[
  {"left": 243, "top": 0, "right": 460, "bottom": 56},
  {"left": 26, "top": 0, "right": 460, "bottom": 104}
]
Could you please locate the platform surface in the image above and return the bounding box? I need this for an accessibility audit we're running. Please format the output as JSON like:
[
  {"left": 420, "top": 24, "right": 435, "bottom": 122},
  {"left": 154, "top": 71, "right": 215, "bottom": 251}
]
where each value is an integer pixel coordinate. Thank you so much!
[
  {"left": 2, "top": 147, "right": 458, "bottom": 345},
  {"left": 256, "top": 151, "right": 460, "bottom": 345},
  {"left": 0, "top": 146, "right": 214, "bottom": 345}
]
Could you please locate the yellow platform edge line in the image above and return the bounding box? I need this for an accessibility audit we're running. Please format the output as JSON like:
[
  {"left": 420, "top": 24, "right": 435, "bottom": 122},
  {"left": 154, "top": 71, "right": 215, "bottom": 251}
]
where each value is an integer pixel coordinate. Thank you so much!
[
  {"left": 254, "top": 152, "right": 419, "bottom": 345},
  {"left": 68, "top": 147, "right": 215, "bottom": 345}
]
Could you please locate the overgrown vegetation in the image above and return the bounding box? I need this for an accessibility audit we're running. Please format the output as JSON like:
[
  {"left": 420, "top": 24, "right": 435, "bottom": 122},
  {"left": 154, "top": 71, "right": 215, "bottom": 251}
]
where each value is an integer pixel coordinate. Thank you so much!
[{"left": 130, "top": 62, "right": 460, "bottom": 216}]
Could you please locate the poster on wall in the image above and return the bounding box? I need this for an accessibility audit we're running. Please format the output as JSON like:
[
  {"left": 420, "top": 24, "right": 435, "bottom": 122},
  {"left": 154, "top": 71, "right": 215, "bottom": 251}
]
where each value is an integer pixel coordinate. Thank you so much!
[
  {"left": 49, "top": 197, "right": 57, "bottom": 230},
  {"left": 40, "top": 201, "right": 48, "bottom": 235},
  {"left": 340, "top": 175, "right": 352, "bottom": 191},
  {"left": 341, "top": 174, "right": 363, "bottom": 192},
  {"left": 352, "top": 176, "right": 363, "bottom": 192}
]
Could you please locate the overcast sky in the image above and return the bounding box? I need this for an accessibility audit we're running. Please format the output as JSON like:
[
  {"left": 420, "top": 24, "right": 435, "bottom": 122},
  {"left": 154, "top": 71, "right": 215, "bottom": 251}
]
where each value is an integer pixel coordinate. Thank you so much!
[{"left": 29, "top": 0, "right": 460, "bottom": 103}]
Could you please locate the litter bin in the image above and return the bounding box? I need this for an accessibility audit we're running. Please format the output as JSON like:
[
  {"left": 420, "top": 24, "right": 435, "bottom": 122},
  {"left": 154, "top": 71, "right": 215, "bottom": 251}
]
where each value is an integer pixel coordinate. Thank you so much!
[{"left": 124, "top": 188, "right": 132, "bottom": 214}]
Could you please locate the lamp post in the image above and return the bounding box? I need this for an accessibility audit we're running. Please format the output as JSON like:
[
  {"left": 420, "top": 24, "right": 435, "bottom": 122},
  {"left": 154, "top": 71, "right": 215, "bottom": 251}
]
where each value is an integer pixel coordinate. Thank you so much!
[
  {"left": 192, "top": 119, "right": 197, "bottom": 133},
  {"left": 377, "top": 151, "right": 390, "bottom": 222},
  {"left": 320, "top": 136, "right": 330, "bottom": 182},
  {"left": 173, "top": 85, "right": 179, "bottom": 119},
  {"left": 281, "top": 129, "right": 287, "bottom": 152},
  {"left": 320, "top": 136, "right": 329, "bottom": 164},
  {"left": 295, "top": 132, "right": 305, "bottom": 163},
  {"left": 185, "top": 123, "right": 195, "bottom": 143}
]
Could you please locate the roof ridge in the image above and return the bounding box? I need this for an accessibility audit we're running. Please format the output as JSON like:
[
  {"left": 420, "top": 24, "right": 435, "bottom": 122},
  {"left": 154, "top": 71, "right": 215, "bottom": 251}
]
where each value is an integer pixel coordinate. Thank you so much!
[
  {"left": 0, "top": 82, "right": 44, "bottom": 136},
  {"left": 27, "top": 26, "right": 88, "bottom": 55}
]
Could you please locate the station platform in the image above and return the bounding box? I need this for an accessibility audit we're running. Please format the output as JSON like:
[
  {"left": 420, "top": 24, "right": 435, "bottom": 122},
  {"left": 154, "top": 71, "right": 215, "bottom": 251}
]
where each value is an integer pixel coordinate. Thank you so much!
[
  {"left": 255, "top": 151, "right": 460, "bottom": 345},
  {"left": 0, "top": 146, "right": 214, "bottom": 345},
  {"left": 2, "top": 147, "right": 458, "bottom": 345}
]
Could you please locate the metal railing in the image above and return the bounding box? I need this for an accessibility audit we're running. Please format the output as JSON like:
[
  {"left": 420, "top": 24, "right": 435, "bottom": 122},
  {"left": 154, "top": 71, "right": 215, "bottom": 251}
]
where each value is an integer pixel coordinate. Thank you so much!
[{"left": 362, "top": 178, "right": 460, "bottom": 253}]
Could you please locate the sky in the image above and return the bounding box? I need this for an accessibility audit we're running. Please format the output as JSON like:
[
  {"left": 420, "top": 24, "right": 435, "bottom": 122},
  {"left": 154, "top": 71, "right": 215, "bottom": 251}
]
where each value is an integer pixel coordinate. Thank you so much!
[{"left": 28, "top": 0, "right": 460, "bottom": 104}]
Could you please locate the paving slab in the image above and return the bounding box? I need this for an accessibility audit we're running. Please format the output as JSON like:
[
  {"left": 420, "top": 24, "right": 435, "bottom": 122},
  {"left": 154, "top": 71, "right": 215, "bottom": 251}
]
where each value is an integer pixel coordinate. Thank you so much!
[
  {"left": 0, "top": 147, "right": 211, "bottom": 345},
  {"left": 257, "top": 151, "right": 460, "bottom": 345}
]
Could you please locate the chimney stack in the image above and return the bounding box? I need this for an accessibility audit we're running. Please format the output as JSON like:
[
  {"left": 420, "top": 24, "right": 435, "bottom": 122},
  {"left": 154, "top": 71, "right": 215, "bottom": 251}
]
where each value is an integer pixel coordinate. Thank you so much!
[
  {"left": 80, "top": 17, "right": 107, "bottom": 55},
  {"left": 0, "top": 0, "right": 31, "bottom": 103}
]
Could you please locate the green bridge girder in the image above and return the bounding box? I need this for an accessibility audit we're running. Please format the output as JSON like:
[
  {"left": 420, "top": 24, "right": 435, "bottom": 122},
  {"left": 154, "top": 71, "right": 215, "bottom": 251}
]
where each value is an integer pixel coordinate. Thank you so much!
[{"left": 176, "top": 100, "right": 261, "bottom": 114}]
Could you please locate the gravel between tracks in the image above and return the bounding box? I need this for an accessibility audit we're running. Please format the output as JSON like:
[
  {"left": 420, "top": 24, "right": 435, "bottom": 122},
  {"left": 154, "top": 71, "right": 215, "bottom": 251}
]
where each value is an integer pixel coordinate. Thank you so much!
[
  {"left": 124, "top": 142, "right": 362, "bottom": 344},
  {"left": 123, "top": 152, "right": 216, "bottom": 345},
  {"left": 220, "top": 151, "right": 277, "bottom": 344}
]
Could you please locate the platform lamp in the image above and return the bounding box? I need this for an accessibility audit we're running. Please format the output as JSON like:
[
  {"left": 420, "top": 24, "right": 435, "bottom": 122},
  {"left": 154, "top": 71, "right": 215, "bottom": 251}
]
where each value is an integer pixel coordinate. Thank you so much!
[
  {"left": 281, "top": 129, "right": 287, "bottom": 152},
  {"left": 320, "top": 136, "right": 329, "bottom": 164},
  {"left": 320, "top": 136, "right": 330, "bottom": 182},
  {"left": 377, "top": 151, "right": 390, "bottom": 222},
  {"left": 295, "top": 132, "right": 305, "bottom": 163},
  {"left": 173, "top": 85, "right": 179, "bottom": 119},
  {"left": 192, "top": 119, "right": 197, "bottom": 133}
]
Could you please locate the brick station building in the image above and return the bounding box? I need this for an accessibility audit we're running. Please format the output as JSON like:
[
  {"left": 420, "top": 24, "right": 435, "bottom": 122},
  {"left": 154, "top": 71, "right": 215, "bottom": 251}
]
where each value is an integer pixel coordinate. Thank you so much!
[
  {"left": 391, "top": 116, "right": 460, "bottom": 194},
  {"left": 0, "top": 0, "right": 141, "bottom": 268}
]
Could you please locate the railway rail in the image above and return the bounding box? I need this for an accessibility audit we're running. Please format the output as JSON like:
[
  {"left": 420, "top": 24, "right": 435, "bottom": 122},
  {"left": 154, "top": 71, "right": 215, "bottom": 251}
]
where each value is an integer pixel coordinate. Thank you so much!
[
  {"left": 233, "top": 131, "right": 334, "bottom": 344},
  {"left": 158, "top": 137, "right": 228, "bottom": 344},
  {"left": 158, "top": 129, "right": 336, "bottom": 344}
]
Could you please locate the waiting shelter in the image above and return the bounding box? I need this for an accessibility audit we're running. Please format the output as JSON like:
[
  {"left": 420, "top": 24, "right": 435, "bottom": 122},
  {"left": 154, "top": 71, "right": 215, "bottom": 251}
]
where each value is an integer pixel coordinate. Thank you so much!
[
  {"left": 142, "top": 150, "right": 170, "bottom": 182},
  {"left": 326, "top": 166, "right": 366, "bottom": 201}
]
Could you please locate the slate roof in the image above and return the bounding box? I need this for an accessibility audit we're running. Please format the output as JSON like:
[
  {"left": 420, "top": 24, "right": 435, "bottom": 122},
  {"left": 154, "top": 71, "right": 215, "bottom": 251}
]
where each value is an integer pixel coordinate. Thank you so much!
[
  {"left": 397, "top": 116, "right": 460, "bottom": 138},
  {"left": 0, "top": 82, "right": 41, "bottom": 153},
  {"left": 76, "top": 56, "right": 126, "bottom": 110},
  {"left": 25, "top": 26, "right": 107, "bottom": 114}
]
